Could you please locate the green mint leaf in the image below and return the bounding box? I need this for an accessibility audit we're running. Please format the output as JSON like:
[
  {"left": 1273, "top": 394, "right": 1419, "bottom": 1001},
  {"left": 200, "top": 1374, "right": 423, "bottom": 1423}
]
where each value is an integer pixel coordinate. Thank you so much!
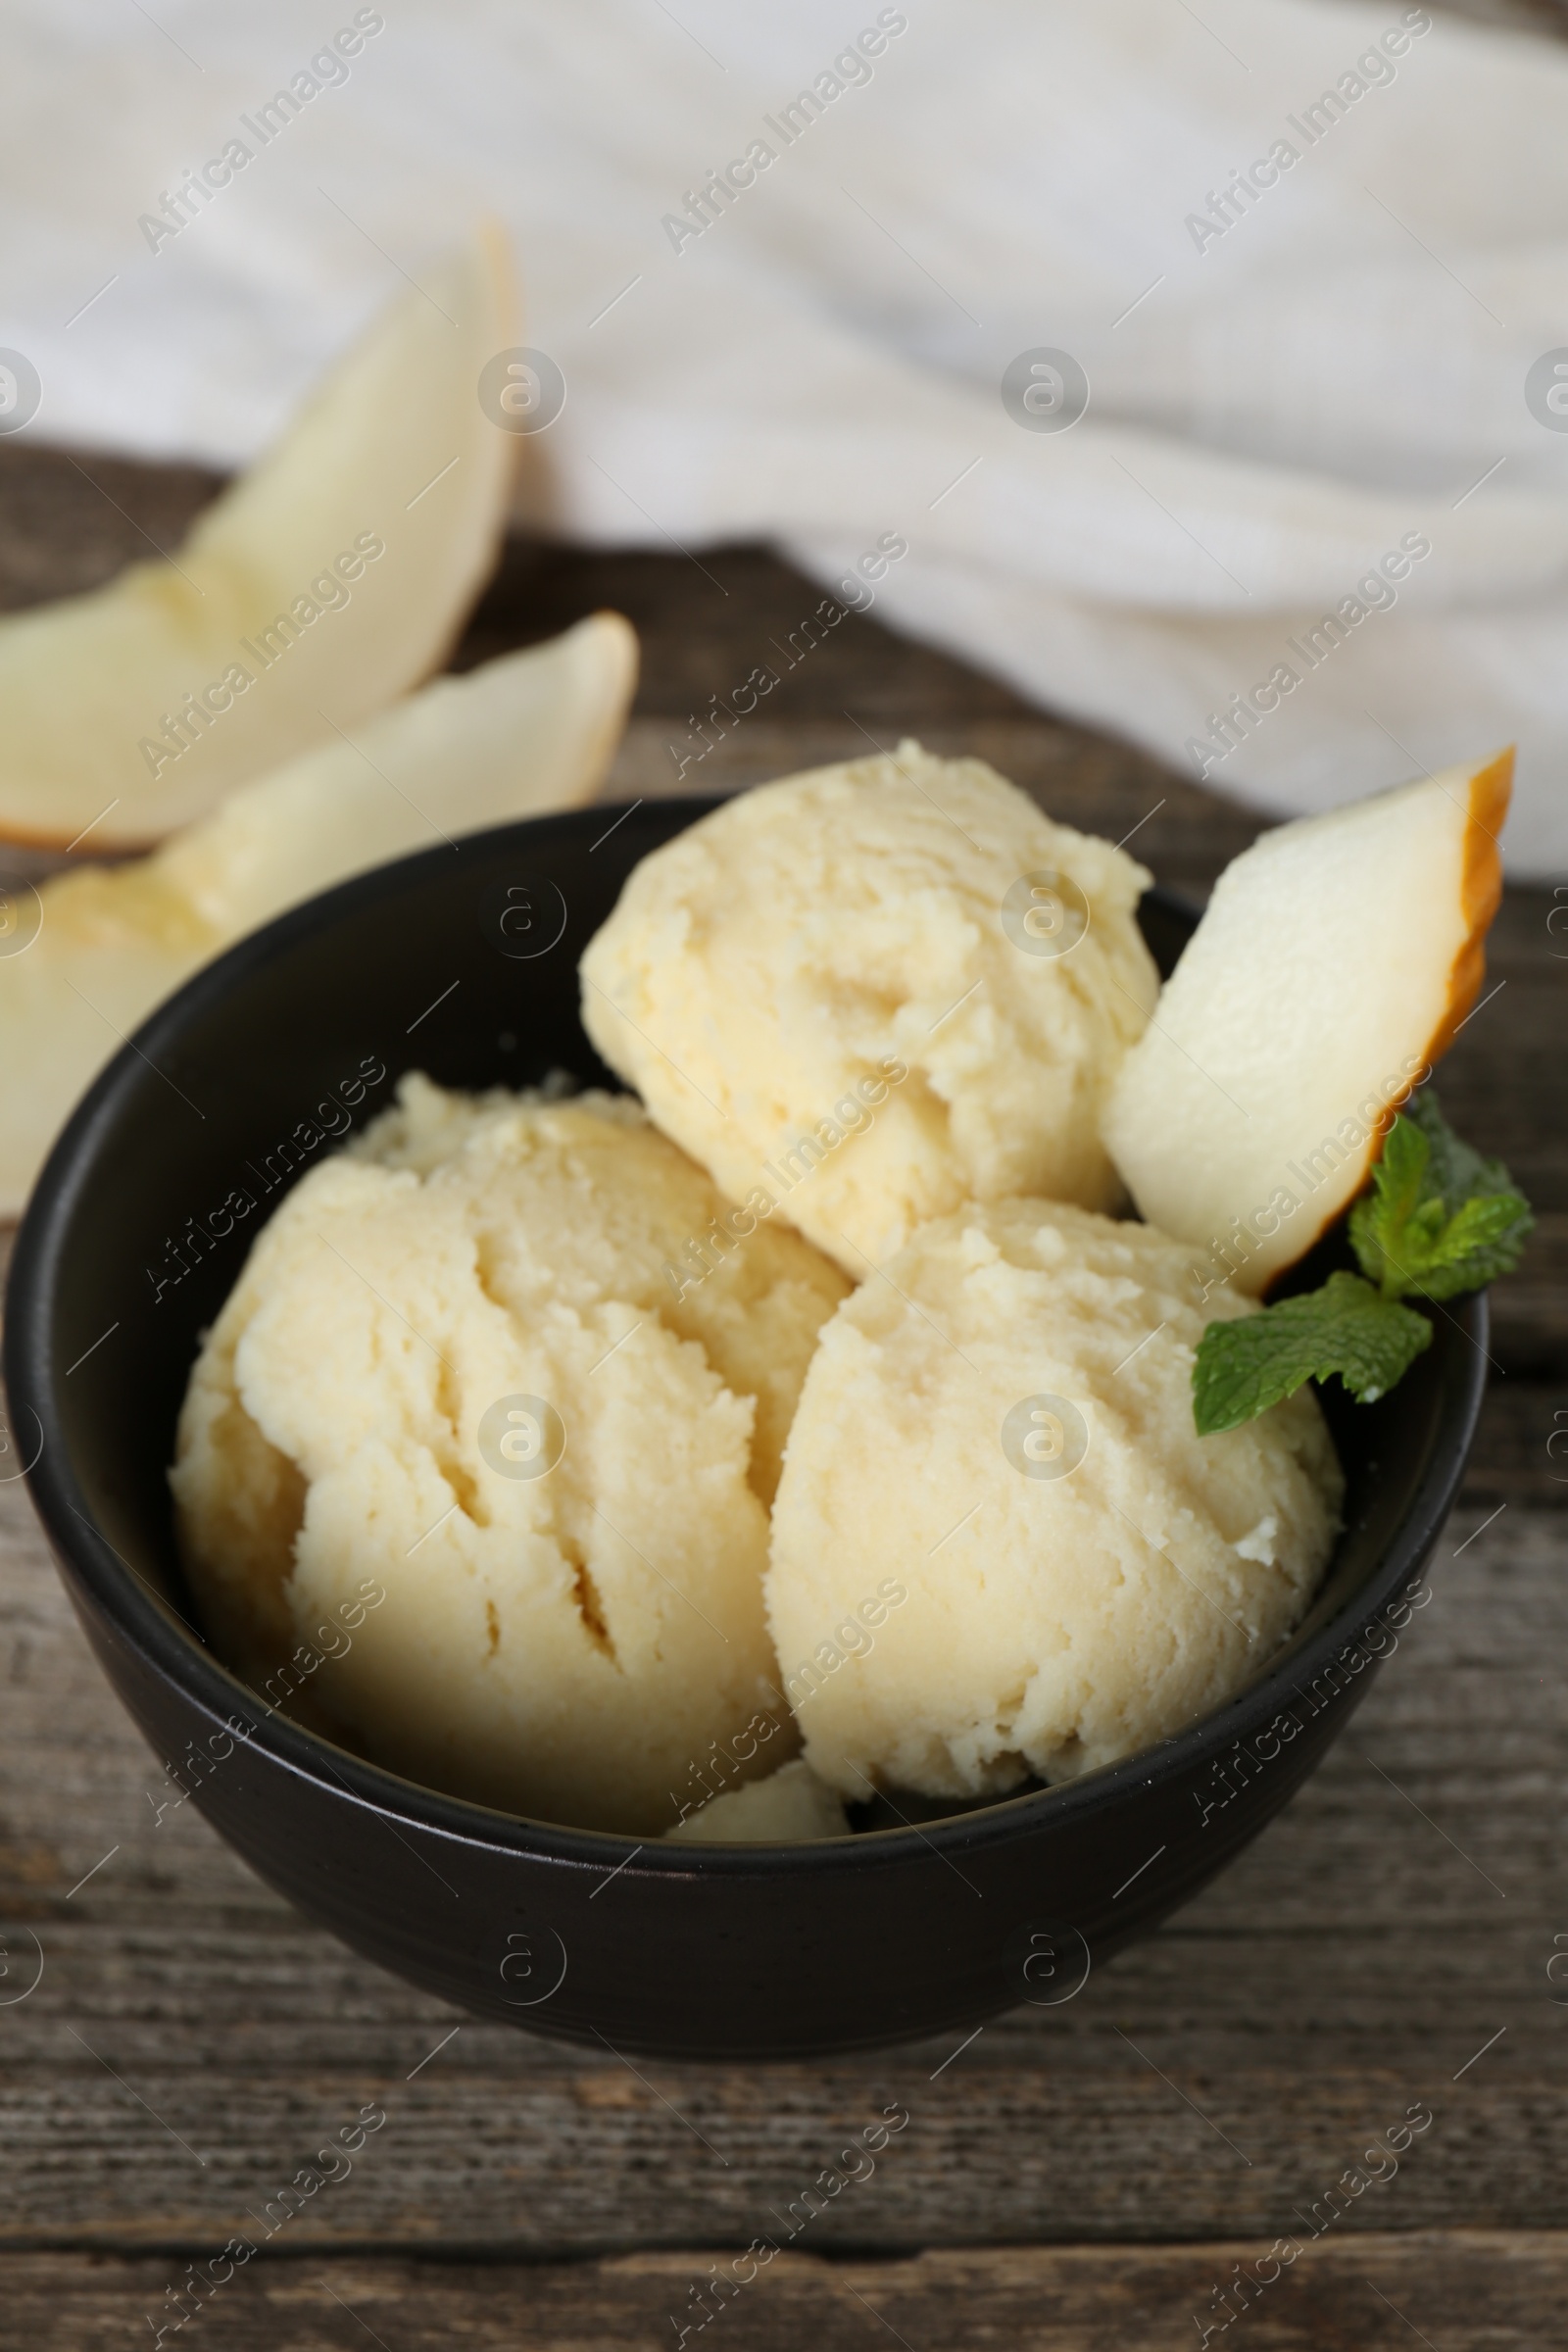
[
  {"left": 1193, "top": 1271, "right": 1433, "bottom": 1435},
  {"left": 1196, "top": 1092, "right": 1531, "bottom": 1435},
  {"left": 1349, "top": 1087, "right": 1532, "bottom": 1300},
  {"left": 1348, "top": 1113, "right": 1432, "bottom": 1293},
  {"left": 1395, "top": 1189, "right": 1536, "bottom": 1299},
  {"left": 1402, "top": 1086, "right": 1516, "bottom": 1214}
]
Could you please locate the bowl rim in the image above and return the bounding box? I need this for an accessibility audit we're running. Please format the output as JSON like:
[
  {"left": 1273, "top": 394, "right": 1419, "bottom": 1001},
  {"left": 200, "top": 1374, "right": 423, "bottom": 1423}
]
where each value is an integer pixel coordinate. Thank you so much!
[{"left": 5, "top": 803, "right": 1491, "bottom": 1877}]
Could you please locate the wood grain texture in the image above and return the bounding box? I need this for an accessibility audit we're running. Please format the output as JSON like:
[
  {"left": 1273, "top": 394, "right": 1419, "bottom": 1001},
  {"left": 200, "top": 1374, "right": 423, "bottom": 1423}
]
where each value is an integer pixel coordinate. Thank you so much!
[
  {"left": 0, "top": 428, "right": 1562, "bottom": 2352},
  {"left": 3, "top": 2234, "right": 1566, "bottom": 2351}
]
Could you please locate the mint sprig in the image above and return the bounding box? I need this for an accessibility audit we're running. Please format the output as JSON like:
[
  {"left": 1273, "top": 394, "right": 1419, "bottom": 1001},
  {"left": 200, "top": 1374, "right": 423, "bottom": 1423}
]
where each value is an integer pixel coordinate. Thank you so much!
[
  {"left": 1193, "top": 1090, "right": 1532, "bottom": 1436},
  {"left": 1193, "top": 1270, "right": 1434, "bottom": 1432},
  {"left": 1349, "top": 1090, "right": 1534, "bottom": 1299}
]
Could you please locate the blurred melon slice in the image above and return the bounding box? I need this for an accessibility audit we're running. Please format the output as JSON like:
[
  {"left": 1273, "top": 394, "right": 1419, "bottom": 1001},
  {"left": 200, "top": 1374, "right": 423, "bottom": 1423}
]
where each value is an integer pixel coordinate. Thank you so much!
[
  {"left": 1101, "top": 749, "right": 1511, "bottom": 1296},
  {"left": 0, "top": 611, "right": 637, "bottom": 1214},
  {"left": 0, "top": 222, "right": 519, "bottom": 851}
]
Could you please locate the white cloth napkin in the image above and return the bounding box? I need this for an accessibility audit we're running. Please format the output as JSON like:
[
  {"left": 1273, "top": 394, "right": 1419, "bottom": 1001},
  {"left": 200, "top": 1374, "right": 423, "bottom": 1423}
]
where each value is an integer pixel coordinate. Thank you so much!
[{"left": 4, "top": 0, "right": 1567, "bottom": 867}]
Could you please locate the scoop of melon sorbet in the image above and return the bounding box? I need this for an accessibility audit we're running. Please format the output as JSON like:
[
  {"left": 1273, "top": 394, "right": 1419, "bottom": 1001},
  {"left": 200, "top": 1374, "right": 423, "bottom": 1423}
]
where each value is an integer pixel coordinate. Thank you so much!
[
  {"left": 767, "top": 1197, "right": 1343, "bottom": 1800},
  {"left": 171, "top": 1075, "right": 849, "bottom": 1835},
  {"left": 580, "top": 741, "right": 1159, "bottom": 1277}
]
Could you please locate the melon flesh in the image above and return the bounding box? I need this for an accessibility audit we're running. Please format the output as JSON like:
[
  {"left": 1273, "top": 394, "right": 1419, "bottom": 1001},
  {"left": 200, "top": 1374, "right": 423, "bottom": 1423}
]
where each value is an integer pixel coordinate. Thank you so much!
[
  {"left": 0, "top": 223, "right": 519, "bottom": 850},
  {"left": 0, "top": 611, "right": 637, "bottom": 1214},
  {"left": 1101, "top": 750, "right": 1511, "bottom": 1296}
]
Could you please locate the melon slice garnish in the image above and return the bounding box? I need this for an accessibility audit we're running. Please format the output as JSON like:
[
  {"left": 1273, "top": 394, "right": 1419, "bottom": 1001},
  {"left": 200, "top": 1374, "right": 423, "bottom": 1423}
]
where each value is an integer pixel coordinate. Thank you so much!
[
  {"left": 0, "top": 222, "right": 520, "bottom": 851},
  {"left": 0, "top": 611, "right": 637, "bottom": 1214},
  {"left": 1101, "top": 750, "right": 1512, "bottom": 1297}
]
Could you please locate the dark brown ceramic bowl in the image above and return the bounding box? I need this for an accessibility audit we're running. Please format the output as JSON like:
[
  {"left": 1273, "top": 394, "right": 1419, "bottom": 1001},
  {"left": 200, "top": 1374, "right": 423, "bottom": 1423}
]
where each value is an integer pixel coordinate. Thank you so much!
[{"left": 4, "top": 800, "right": 1488, "bottom": 2058}]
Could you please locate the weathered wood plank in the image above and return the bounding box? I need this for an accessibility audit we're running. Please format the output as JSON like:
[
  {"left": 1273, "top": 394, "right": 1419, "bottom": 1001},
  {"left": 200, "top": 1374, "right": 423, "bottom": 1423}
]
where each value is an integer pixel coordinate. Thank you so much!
[{"left": 3, "top": 2234, "right": 1564, "bottom": 2351}]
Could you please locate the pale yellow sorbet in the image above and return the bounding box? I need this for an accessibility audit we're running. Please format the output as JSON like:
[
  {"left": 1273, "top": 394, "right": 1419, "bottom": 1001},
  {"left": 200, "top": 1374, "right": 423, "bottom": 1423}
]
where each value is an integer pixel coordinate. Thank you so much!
[
  {"left": 766, "top": 1199, "right": 1343, "bottom": 1800},
  {"left": 171, "top": 1075, "right": 849, "bottom": 1835},
  {"left": 662, "top": 1759, "right": 853, "bottom": 1843},
  {"left": 579, "top": 742, "right": 1158, "bottom": 1278}
]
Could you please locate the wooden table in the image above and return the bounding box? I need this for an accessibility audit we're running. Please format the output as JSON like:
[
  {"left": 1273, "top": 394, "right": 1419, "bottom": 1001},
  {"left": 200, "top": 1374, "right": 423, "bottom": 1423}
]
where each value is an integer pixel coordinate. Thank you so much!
[{"left": 0, "top": 442, "right": 1563, "bottom": 2350}]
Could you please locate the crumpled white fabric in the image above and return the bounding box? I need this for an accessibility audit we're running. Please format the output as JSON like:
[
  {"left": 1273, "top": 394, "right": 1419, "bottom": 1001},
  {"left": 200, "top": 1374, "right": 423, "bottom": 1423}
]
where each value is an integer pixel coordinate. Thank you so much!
[{"left": 3, "top": 0, "right": 1566, "bottom": 867}]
